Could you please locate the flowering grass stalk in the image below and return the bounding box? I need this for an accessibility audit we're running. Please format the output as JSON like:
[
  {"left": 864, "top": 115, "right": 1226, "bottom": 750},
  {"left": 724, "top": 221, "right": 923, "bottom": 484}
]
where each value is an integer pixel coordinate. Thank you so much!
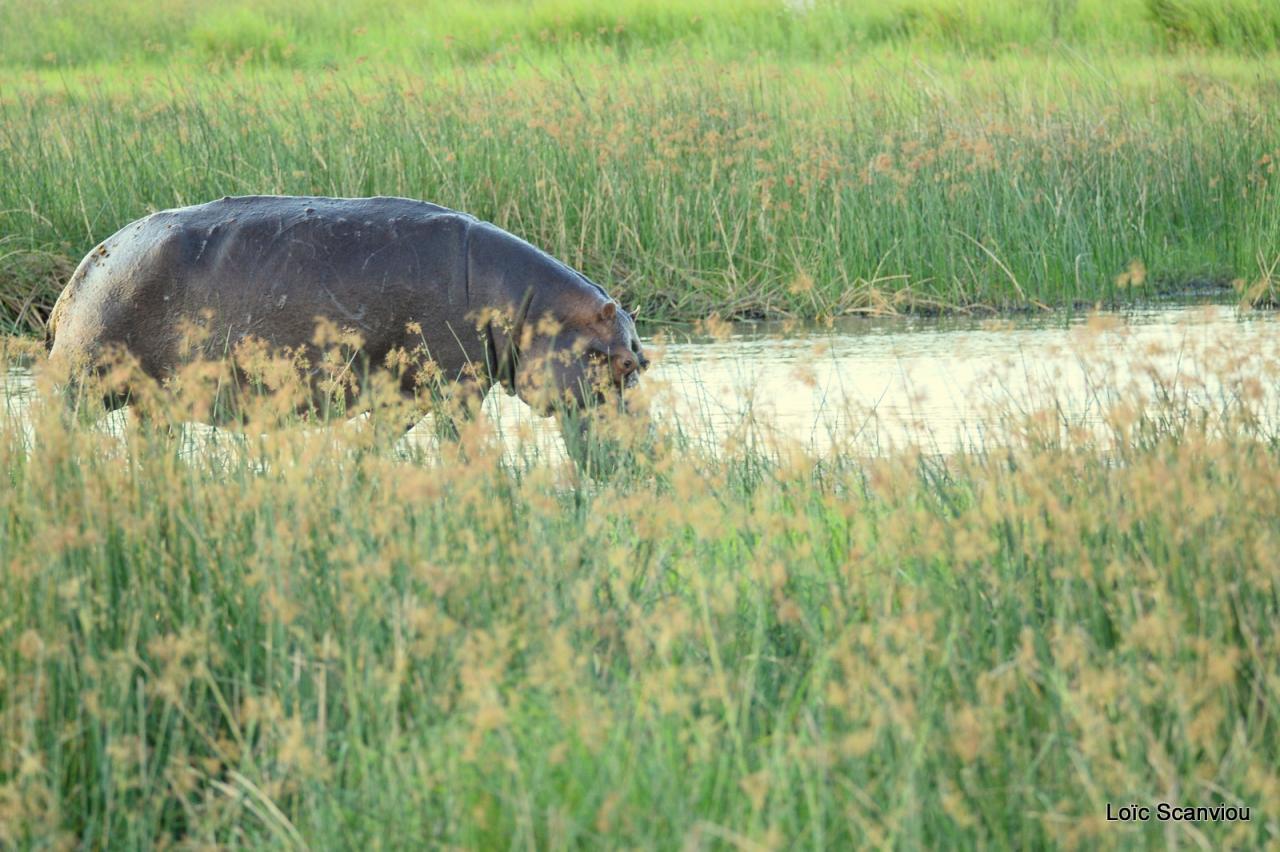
[
  {"left": 1, "top": 47, "right": 1278, "bottom": 330},
  {"left": 1, "top": 336, "right": 1277, "bottom": 847}
]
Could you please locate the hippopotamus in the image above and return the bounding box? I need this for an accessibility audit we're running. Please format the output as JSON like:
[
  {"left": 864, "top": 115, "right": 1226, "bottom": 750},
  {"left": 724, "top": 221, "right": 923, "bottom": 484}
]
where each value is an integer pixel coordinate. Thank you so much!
[{"left": 48, "top": 195, "right": 648, "bottom": 448}]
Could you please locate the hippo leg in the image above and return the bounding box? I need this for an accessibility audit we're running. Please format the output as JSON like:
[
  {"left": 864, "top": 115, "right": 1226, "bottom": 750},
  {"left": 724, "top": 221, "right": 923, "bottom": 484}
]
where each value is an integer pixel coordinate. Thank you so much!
[
  {"left": 557, "top": 401, "right": 658, "bottom": 479},
  {"left": 557, "top": 404, "right": 634, "bottom": 477},
  {"left": 556, "top": 408, "right": 592, "bottom": 471},
  {"left": 51, "top": 350, "right": 155, "bottom": 430},
  {"left": 403, "top": 376, "right": 489, "bottom": 441},
  {"left": 383, "top": 366, "right": 487, "bottom": 444},
  {"left": 64, "top": 378, "right": 180, "bottom": 442}
]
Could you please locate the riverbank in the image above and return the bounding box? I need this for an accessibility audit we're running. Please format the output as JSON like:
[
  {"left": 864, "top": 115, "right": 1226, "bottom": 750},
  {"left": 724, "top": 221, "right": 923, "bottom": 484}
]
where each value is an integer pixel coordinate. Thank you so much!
[{"left": 1, "top": 31, "right": 1278, "bottom": 331}]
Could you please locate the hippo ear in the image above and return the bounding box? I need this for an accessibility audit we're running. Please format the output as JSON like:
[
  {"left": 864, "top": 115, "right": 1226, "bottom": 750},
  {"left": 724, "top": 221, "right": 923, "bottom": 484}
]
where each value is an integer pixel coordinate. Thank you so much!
[{"left": 599, "top": 301, "right": 617, "bottom": 322}]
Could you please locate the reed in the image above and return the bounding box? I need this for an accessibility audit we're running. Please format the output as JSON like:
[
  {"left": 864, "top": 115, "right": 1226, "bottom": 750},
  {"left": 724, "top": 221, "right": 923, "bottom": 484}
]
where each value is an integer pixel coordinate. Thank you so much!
[
  {"left": 1, "top": 48, "right": 1277, "bottom": 332},
  {"left": 1, "top": 327, "right": 1277, "bottom": 847}
]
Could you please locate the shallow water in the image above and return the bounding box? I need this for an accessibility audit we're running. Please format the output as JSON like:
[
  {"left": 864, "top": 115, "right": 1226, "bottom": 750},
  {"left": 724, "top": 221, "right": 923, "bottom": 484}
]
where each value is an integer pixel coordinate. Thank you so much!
[
  {"left": 5, "top": 304, "right": 1280, "bottom": 459},
  {"left": 2, "top": 365, "right": 33, "bottom": 416},
  {"left": 478, "top": 303, "right": 1280, "bottom": 458},
  {"left": 636, "top": 304, "right": 1280, "bottom": 453}
]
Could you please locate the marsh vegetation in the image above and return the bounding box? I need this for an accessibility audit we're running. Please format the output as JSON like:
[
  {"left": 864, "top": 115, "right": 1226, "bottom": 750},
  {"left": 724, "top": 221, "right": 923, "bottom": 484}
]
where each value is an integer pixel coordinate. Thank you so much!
[
  {"left": 2, "top": 0, "right": 1280, "bottom": 847},
  {"left": 2, "top": 0, "right": 1279, "bottom": 330},
  {"left": 4, "top": 315, "right": 1280, "bottom": 846}
]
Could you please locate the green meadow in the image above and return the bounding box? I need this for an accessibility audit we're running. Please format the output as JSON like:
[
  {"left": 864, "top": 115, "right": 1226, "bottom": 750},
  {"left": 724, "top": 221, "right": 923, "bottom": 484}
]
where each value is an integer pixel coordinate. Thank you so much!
[
  {"left": 2, "top": 325, "right": 1280, "bottom": 848},
  {"left": 1, "top": 0, "right": 1279, "bottom": 331},
  {"left": 3, "top": 1, "right": 1280, "bottom": 848}
]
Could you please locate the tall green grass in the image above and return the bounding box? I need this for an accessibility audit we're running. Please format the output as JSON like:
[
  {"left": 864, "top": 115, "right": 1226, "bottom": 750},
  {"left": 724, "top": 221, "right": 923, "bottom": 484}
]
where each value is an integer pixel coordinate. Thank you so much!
[
  {"left": 1, "top": 0, "right": 1278, "bottom": 330},
  {"left": 2, "top": 53, "right": 1278, "bottom": 331},
  {"left": 7, "top": 0, "right": 1280, "bottom": 71},
  {"left": 1, "top": 332, "right": 1277, "bottom": 846},
  {"left": 1146, "top": 0, "right": 1280, "bottom": 49},
  {"left": 4, "top": 0, "right": 1280, "bottom": 71}
]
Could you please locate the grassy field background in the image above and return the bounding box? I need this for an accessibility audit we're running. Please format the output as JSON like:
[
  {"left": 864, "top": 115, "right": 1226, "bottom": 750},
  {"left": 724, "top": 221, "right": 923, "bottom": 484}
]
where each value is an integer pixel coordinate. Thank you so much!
[
  {"left": 0, "top": 0, "right": 1279, "bottom": 331},
  {"left": 2, "top": 328, "right": 1280, "bottom": 847},
  {"left": 4, "top": 0, "right": 1280, "bottom": 69},
  {"left": 3, "top": 3, "right": 1280, "bottom": 846}
]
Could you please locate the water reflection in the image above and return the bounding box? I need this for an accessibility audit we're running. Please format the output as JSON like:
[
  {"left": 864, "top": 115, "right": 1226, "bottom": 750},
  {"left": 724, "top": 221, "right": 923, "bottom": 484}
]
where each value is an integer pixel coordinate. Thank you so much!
[
  {"left": 637, "top": 305, "right": 1280, "bottom": 453},
  {"left": 5, "top": 305, "right": 1279, "bottom": 459}
]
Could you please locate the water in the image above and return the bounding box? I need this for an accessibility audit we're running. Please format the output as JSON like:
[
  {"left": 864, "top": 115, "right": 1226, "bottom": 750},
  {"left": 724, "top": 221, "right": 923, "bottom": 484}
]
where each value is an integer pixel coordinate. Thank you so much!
[
  {"left": 6, "top": 304, "right": 1280, "bottom": 459},
  {"left": 635, "top": 304, "right": 1280, "bottom": 454},
  {"left": 2, "top": 364, "right": 33, "bottom": 416}
]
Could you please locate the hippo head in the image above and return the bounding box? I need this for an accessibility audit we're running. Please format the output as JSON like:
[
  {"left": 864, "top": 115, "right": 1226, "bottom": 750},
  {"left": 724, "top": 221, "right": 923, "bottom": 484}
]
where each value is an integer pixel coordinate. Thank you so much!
[{"left": 515, "top": 296, "right": 648, "bottom": 416}]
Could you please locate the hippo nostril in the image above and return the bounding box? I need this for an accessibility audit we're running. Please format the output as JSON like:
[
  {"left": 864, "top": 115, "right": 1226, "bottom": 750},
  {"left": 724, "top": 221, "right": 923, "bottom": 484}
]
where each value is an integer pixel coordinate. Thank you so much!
[{"left": 621, "top": 357, "right": 635, "bottom": 372}]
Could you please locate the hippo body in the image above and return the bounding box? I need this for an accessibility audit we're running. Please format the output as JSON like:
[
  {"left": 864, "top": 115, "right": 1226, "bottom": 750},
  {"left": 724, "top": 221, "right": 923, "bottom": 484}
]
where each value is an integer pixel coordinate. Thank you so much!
[{"left": 49, "top": 195, "right": 645, "bottom": 425}]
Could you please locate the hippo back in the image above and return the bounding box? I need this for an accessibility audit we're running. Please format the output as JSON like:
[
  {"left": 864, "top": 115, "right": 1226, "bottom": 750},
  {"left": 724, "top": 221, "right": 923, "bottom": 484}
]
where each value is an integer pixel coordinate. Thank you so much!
[{"left": 50, "top": 196, "right": 489, "bottom": 380}]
